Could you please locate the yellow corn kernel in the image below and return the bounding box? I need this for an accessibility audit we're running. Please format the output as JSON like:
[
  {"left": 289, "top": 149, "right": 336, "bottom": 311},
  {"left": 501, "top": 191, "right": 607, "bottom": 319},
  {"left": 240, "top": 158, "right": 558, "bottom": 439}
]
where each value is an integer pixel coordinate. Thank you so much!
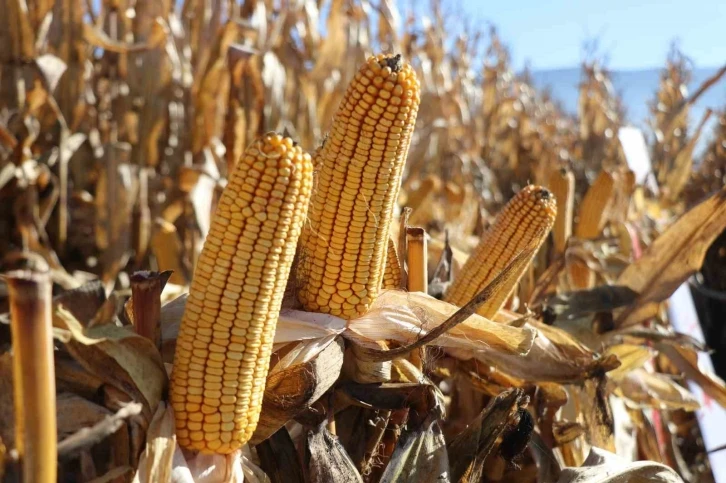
[
  {"left": 171, "top": 133, "right": 313, "bottom": 454},
  {"left": 444, "top": 185, "right": 557, "bottom": 318},
  {"left": 569, "top": 169, "right": 616, "bottom": 289},
  {"left": 298, "top": 54, "right": 420, "bottom": 319},
  {"left": 382, "top": 236, "right": 402, "bottom": 289},
  {"left": 548, "top": 167, "right": 575, "bottom": 254}
]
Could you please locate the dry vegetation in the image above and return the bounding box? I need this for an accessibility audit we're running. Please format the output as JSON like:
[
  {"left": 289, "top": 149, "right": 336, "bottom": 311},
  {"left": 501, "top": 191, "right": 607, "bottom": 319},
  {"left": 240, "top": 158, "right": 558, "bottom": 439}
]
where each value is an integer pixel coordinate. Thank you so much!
[{"left": 2, "top": 1, "right": 726, "bottom": 482}]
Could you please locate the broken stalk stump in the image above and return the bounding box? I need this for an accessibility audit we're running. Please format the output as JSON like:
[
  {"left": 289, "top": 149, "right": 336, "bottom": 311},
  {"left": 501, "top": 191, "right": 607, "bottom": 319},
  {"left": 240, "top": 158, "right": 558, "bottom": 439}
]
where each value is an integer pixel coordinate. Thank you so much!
[
  {"left": 130, "top": 270, "right": 172, "bottom": 350},
  {"left": 6, "top": 268, "right": 57, "bottom": 483}
]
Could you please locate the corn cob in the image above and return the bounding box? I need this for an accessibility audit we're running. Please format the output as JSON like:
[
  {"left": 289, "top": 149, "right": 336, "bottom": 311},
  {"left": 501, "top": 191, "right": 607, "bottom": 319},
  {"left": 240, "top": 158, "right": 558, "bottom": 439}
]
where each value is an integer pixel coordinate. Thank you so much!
[
  {"left": 170, "top": 133, "right": 313, "bottom": 454},
  {"left": 568, "top": 169, "right": 615, "bottom": 289},
  {"left": 382, "top": 236, "right": 402, "bottom": 289},
  {"left": 402, "top": 174, "right": 441, "bottom": 210},
  {"left": 444, "top": 185, "right": 557, "bottom": 318},
  {"left": 575, "top": 169, "right": 615, "bottom": 239},
  {"left": 548, "top": 167, "right": 575, "bottom": 254},
  {"left": 297, "top": 54, "right": 420, "bottom": 319}
]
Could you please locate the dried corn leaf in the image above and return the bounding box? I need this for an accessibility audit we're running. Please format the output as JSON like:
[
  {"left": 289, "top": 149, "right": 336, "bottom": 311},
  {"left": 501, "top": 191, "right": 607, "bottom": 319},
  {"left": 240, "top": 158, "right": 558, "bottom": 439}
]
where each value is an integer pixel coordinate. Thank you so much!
[
  {"left": 613, "top": 369, "right": 699, "bottom": 411},
  {"left": 664, "top": 109, "right": 712, "bottom": 202},
  {"left": 53, "top": 306, "right": 167, "bottom": 421},
  {"left": 545, "top": 285, "right": 638, "bottom": 322},
  {"left": 603, "top": 345, "right": 654, "bottom": 380},
  {"left": 160, "top": 295, "right": 347, "bottom": 363},
  {"left": 52, "top": 280, "right": 106, "bottom": 327},
  {"left": 658, "top": 344, "right": 726, "bottom": 407},
  {"left": 83, "top": 18, "right": 168, "bottom": 53},
  {"left": 616, "top": 186, "right": 726, "bottom": 327},
  {"left": 476, "top": 321, "right": 619, "bottom": 383}
]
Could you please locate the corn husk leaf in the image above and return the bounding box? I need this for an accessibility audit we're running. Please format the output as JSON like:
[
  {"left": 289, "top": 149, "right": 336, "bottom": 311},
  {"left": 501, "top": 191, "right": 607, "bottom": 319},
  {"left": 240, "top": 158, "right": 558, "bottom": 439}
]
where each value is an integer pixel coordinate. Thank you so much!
[
  {"left": 133, "top": 403, "right": 268, "bottom": 483},
  {"left": 132, "top": 401, "right": 176, "bottom": 483},
  {"left": 52, "top": 280, "right": 107, "bottom": 327},
  {"left": 556, "top": 447, "right": 682, "bottom": 482},
  {"left": 345, "top": 290, "right": 535, "bottom": 356},
  {"left": 250, "top": 337, "right": 344, "bottom": 444},
  {"left": 616, "top": 186, "right": 726, "bottom": 327}
]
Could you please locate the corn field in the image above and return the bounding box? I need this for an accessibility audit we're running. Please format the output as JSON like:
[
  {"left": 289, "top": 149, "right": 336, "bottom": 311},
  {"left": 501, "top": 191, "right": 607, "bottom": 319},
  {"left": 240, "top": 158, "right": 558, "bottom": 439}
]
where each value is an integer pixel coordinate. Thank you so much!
[{"left": 2, "top": 1, "right": 726, "bottom": 482}]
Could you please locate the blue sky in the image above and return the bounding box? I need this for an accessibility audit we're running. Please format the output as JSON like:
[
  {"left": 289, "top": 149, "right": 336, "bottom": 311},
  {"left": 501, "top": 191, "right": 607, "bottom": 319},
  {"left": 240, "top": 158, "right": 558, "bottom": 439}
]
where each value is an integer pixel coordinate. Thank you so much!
[{"left": 403, "top": 0, "right": 726, "bottom": 71}]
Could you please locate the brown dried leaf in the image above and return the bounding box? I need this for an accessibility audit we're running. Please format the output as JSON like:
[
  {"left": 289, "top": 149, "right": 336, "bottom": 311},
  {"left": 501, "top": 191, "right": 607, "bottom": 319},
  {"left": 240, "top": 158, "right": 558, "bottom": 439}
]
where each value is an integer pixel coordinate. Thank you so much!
[
  {"left": 530, "top": 430, "right": 562, "bottom": 483},
  {"left": 544, "top": 285, "right": 638, "bottom": 321},
  {"left": 658, "top": 344, "right": 726, "bottom": 407},
  {"left": 616, "top": 186, "right": 726, "bottom": 327},
  {"left": 55, "top": 355, "right": 105, "bottom": 400},
  {"left": 306, "top": 422, "right": 363, "bottom": 483},
  {"left": 255, "top": 427, "right": 305, "bottom": 483},
  {"left": 379, "top": 420, "right": 449, "bottom": 483},
  {"left": 664, "top": 109, "right": 712, "bottom": 201},
  {"left": 52, "top": 280, "right": 106, "bottom": 326},
  {"left": 338, "top": 382, "right": 442, "bottom": 414},
  {"left": 347, "top": 271, "right": 537, "bottom": 364},
  {"left": 56, "top": 393, "right": 113, "bottom": 440},
  {"left": 447, "top": 389, "right": 525, "bottom": 482},
  {"left": 57, "top": 402, "right": 143, "bottom": 458},
  {"left": 606, "top": 328, "right": 707, "bottom": 353},
  {"left": 53, "top": 306, "right": 167, "bottom": 422},
  {"left": 478, "top": 321, "right": 620, "bottom": 383}
]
